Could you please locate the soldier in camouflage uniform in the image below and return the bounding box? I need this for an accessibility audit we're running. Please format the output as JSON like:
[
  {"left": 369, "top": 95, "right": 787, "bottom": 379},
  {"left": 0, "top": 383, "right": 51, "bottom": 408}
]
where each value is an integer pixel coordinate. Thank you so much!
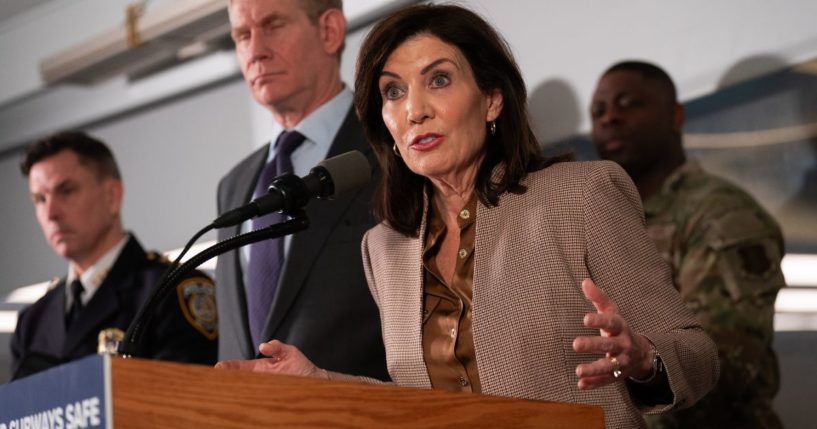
[{"left": 590, "top": 61, "right": 785, "bottom": 428}]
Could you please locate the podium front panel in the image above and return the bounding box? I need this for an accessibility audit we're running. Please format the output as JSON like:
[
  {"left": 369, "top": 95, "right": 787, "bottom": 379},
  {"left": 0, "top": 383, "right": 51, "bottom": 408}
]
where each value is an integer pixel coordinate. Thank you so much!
[{"left": 0, "top": 355, "right": 110, "bottom": 429}]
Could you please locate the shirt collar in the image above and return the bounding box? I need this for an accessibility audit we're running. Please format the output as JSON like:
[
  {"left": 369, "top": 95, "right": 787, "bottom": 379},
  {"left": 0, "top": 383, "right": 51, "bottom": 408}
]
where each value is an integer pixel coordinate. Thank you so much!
[
  {"left": 643, "top": 160, "right": 702, "bottom": 217},
  {"left": 267, "top": 87, "right": 353, "bottom": 163},
  {"left": 660, "top": 160, "right": 701, "bottom": 192},
  {"left": 67, "top": 233, "right": 130, "bottom": 300},
  {"left": 424, "top": 193, "right": 478, "bottom": 253}
]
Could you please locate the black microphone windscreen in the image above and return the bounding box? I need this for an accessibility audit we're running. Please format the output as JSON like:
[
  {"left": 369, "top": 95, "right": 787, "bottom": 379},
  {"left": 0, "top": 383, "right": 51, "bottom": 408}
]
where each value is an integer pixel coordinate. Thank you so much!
[{"left": 318, "top": 151, "right": 371, "bottom": 195}]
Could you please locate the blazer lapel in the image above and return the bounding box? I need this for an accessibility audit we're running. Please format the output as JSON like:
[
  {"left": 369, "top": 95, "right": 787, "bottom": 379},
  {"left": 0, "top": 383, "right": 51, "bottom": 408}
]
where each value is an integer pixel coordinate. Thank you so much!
[
  {"left": 365, "top": 192, "right": 430, "bottom": 388},
  {"left": 262, "top": 107, "right": 371, "bottom": 341},
  {"left": 394, "top": 210, "right": 431, "bottom": 388}
]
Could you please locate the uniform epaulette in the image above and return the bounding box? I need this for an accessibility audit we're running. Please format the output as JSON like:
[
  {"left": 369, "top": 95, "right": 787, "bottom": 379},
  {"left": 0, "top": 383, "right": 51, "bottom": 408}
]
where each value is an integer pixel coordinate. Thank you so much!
[{"left": 146, "top": 250, "right": 172, "bottom": 265}]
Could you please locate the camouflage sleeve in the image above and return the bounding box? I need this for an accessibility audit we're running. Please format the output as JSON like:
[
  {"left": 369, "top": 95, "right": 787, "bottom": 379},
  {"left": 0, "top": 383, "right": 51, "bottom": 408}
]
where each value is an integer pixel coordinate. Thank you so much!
[{"left": 673, "top": 193, "right": 784, "bottom": 418}]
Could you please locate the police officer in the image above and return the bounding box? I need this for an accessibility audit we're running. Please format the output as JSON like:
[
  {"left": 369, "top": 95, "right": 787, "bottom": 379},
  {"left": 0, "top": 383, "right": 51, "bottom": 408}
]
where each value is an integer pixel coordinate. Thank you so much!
[
  {"left": 590, "top": 61, "right": 786, "bottom": 428},
  {"left": 11, "top": 131, "right": 217, "bottom": 380}
]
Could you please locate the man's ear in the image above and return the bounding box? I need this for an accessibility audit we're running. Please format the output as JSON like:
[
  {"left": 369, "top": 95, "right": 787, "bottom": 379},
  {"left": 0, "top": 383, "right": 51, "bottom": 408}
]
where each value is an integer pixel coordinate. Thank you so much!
[
  {"left": 486, "top": 88, "right": 504, "bottom": 122},
  {"left": 105, "top": 178, "right": 124, "bottom": 216},
  {"left": 318, "top": 8, "right": 346, "bottom": 56},
  {"left": 672, "top": 102, "right": 685, "bottom": 133}
]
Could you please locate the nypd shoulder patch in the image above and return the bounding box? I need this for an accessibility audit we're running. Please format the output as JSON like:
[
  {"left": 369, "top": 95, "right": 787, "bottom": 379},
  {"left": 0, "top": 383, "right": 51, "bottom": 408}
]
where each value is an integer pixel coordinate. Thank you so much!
[{"left": 175, "top": 277, "right": 218, "bottom": 340}]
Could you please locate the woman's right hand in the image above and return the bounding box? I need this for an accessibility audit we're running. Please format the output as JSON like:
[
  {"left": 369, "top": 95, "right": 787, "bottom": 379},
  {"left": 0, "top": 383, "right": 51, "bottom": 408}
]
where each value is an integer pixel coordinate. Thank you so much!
[{"left": 215, "top": 340, "right": 329, "bottom": 379}]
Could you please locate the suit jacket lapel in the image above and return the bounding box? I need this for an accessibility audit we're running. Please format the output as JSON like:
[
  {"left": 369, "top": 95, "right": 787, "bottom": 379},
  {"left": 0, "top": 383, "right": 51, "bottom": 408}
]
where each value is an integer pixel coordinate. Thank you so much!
[
  {"left": 262, "top": 107, "right": 371, "bottom": 341},
  {"left": 221, "top": 144, "right": 269, "bottom": 355},
  {"left": 228, "top": 144, "right": 270, "bottom": 230},
  {"left": 223, "top": 144, "right": 269, "bottom": 244},
  {"left": 62, "top": 237, "right": 143, "bottom": 355}
]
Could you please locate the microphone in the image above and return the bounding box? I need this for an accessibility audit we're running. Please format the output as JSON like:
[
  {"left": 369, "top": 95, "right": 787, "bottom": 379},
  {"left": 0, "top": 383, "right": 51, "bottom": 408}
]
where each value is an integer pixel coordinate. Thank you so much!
[
  {"left": 120, "top": 152, "right": 370, "bottom": 358},
  {"left": 212, "top": 150, "right": 371, "bottom": 229}
]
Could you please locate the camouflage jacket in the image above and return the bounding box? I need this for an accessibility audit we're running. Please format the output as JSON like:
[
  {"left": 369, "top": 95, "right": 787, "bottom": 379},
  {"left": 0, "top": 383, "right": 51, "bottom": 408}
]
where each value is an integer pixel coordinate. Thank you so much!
[{"left": 643, "top": 161, "right": 785, "bottom": 429}]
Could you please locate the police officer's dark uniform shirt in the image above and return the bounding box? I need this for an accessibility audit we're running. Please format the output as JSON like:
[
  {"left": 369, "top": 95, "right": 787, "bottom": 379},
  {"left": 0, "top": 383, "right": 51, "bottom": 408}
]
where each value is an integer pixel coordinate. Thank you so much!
[{"left": 10, "top": 235, "right": 217, "bottom": 380}]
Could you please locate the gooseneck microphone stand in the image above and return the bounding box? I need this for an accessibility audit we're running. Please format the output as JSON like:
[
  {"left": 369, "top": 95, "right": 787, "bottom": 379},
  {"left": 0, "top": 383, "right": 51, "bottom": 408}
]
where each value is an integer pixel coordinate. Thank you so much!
[
  {"left": 117, "top": 150, "right": 372, "bottom": 358},
  {"left": 117, "top": 211, "right": 309, "bottom": 358}
]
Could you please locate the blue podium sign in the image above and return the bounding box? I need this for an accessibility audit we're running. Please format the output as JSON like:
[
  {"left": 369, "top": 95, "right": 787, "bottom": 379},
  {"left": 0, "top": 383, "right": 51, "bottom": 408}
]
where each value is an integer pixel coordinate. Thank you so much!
[{"left": 0, "top": 355, "right": 111, "bottom": 429}]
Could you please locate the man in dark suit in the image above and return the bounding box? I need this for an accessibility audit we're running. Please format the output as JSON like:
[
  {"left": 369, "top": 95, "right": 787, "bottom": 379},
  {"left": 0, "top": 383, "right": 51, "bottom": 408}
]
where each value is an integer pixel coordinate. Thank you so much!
[
  {"left": 11, "top": 131, "right": 218, "bottom": 380},
  {"left": 215, "top": 0, "right": 387, "bottom": 380}
]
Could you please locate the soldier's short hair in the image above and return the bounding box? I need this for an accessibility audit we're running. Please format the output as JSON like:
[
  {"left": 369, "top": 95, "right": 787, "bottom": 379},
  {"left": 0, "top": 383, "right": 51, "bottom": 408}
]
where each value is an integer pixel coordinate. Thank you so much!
[
  {"left": 20, "top": 130, "right": 122, "bottom": 180},
  {"left": 604, "top": 60, "right": 677, "bottom": 104}
]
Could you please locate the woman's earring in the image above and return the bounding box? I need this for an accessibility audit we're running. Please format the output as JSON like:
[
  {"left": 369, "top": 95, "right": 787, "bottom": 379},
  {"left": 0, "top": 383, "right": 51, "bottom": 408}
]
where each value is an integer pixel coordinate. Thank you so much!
[
  {"left": 489, "top": 121, "right": 497, "bottom": 136},
  {"left": 393, "top": 143, "right": 402, "bottom": 158}
]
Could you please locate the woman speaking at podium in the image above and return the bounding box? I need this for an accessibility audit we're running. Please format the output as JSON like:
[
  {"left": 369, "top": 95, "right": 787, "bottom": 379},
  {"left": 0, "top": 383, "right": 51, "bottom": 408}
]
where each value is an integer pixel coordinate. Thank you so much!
[{"left": 217, "top": 5, "right": 718, "bottom": 428}]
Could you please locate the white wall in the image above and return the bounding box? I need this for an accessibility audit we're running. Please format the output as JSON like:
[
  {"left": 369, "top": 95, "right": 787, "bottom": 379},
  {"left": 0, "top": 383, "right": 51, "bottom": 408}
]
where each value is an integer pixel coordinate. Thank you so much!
[
  {"left": 5, "top": 0, "right": 817, "bottom": 147},
  {"left": 0, "top": 0, "right": 134, "bottom": 105},
  {"left": 0, "top": 78, "right": 254, "bottom": 290},
  {"left": 459, "top": 0, "right": 817, "bottom": 142}
]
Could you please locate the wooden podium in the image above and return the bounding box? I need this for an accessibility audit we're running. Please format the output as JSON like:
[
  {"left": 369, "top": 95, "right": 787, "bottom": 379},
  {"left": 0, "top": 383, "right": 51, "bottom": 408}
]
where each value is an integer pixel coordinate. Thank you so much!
[{"left": 1, "top": 355, "right": 604, "bottom": 428}]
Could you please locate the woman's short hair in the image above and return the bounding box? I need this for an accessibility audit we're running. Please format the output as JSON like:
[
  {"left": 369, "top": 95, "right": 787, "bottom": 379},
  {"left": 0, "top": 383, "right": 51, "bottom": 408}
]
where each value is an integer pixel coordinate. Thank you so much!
[{"left": 355, "top": 4, "right": 565, "bottom": 236}]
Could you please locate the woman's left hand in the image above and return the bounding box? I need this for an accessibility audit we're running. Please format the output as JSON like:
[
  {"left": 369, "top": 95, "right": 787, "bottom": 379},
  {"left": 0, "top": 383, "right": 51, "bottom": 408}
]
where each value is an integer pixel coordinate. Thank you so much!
[{"left": 572, "top": 278, "right": 654, "bottom": 390}]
